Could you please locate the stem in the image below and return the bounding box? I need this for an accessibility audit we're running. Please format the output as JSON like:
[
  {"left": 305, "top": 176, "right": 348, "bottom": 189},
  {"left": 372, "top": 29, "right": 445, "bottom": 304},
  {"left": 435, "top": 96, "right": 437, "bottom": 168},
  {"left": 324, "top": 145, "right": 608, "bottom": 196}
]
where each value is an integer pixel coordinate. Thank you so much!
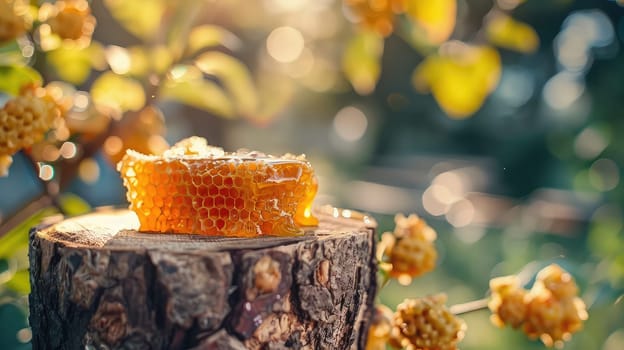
[
  {"left": 0, "top": 194, "right": 52, "bottom": 238},
  {"left": 379, "top": 272, "right": 391, "bottom": 290},
  {"left": 449, "top": 297, "right": 490, "bottom": 315},
  {"left": 24, "top": 153, "right": 66, "bottom": 216}
]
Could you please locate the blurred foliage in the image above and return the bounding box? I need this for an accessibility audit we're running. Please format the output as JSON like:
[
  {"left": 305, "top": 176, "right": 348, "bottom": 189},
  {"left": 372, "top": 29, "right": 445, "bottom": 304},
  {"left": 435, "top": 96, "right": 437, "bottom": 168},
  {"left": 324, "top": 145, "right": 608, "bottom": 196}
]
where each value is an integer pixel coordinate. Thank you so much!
[
  {"left": 413, "top": 43, "right": 501, "bottom": 117},
  {"left": 342, "top": 0, "right": 536, "bottom": 118},
  {"left": 342, "top": 31, "right": 384, "bottom": 95},
  {"left": 0, "top": 0, "right": 623, "bottom": 349},
  {"left": 0, "top": 66, "right": 41, "bottom": 95}
]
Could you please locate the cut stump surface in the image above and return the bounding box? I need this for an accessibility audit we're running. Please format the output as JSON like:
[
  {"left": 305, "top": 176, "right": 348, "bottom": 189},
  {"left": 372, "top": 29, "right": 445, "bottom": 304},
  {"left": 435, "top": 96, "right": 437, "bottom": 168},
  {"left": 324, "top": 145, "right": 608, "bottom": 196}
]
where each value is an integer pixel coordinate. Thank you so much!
[{"left": 28, "top": 209, "right": 377, "bottom": 350}]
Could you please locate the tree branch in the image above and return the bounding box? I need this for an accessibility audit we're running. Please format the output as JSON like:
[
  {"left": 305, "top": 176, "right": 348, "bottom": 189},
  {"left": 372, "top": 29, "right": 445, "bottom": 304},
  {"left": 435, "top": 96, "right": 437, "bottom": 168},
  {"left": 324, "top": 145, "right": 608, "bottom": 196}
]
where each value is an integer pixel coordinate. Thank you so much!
[
  {"left": 450, "top": 297, "right": 490, "bottom": 315},
  {"left": 0, "top": 194, "right": 52, "bottom": 238}
]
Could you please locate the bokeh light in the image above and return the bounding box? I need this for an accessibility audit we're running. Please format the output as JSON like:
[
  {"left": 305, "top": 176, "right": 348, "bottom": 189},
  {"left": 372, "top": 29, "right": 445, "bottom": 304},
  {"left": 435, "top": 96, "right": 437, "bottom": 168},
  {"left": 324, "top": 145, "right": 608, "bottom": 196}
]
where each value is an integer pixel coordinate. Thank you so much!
[
  {"left": 574, "top": 127, "right": 609, "bottom": 160},
  {"left": 266, "top": 26, "right": 305, "bottom": 63},
  {"left": 38, "top": 163, "right": 54, "bottom": 181},
  {"left": 104, "top": 136, "right": 123, "bottom": 156},
  {"left": 446, "top": 199, "right": 475, "bottom": 228},
  {"left": 555, "top": 10, "right": 615, "bottom": 72},
  {"left": 542, "top": 72, "right": 585, "bottom": 110},
  {"left": 59, "top": 142, "right": 77, "bottom": 159},
  {"left": 589, "top": 158, "right": 620, "bottom": 192},
  {"left": 74, "top": 91, "right": 90, "bottom": 111},
  {"left": 106, "top": 45, "right": 132, "bottom": 75},
  {"left": 78, "top": 158, "right": 100, "bottom": 183},
  {"left": 604, "top": 330, "right": 624, "bottom": 350},
  {"left": 16, "top": 328, "right": 31, "bottom": 343},
  {"left": 333, "top": 106, "right": 368, "bottom": 142}
]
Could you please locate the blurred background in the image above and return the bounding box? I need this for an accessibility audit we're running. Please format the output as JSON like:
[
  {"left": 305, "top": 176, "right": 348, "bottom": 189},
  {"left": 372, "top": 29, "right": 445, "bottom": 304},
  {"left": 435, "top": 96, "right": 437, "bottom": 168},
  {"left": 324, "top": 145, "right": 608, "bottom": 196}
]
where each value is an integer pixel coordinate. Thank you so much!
[{"left": 1, "top": 0, "right": 624, "bottom": 349}]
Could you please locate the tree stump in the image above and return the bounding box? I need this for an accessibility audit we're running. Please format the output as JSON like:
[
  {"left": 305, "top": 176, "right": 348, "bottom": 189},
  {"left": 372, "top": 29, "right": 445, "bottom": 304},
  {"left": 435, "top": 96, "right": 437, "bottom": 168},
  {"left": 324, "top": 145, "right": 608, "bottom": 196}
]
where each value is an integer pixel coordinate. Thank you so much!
[{"left": 28, "top": 208, "right": 377, "bottom": 350}]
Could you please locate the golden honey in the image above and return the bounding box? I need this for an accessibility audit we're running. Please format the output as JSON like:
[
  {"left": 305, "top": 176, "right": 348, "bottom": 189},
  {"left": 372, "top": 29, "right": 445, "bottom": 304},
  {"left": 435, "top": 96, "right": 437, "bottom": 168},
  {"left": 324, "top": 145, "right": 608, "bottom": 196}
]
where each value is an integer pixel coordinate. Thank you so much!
[{"left": 118, "top": 137, "right": 318, "bottom": 237}]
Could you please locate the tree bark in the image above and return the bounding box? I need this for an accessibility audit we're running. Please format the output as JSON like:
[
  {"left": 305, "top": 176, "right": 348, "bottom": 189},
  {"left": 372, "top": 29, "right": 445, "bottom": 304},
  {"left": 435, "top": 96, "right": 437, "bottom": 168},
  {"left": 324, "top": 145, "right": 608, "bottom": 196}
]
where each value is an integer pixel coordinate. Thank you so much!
[{"left": 29, "top": 209, "right": 377, "bottom": 350}]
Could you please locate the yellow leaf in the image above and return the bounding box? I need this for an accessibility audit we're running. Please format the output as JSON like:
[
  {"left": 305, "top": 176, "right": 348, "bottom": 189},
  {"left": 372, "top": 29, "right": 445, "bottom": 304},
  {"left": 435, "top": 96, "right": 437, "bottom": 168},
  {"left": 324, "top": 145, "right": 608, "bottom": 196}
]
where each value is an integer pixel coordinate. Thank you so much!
[
  {"left": 160, "top": 65, "right": 235, "bottom": 118},
  {"left": 187, "top": 25, "right": 242, "bottom": 55},
  {"left": 103, "top": 0, "right": 166, "bottom": 40},
  {"left": 91, "top": 72, "right": 145, "bottom": 112},
  {"left": 407, "top": 0, "right": 457, "bottom": 45},
  {"left": 104, "top": 45, "right": 154, "bottom": 77},
  {"left": 5, "top": 269, "right": 30, "bottom": 294},
  {"left": 127, "top": 46, "right": 150, "bottom": 76},
  {"left": 413, "top": 42, "right": 501, "bottom": 118},
  {"left": 342, "top": 30, "right": 384, "bottom": 95},
  {"left": 486, "top": 14, "right": 539, "bottom": 53},
  {"left": 150, "top": 45, "right": 174, "bottom": 74},
  {"left": 47, "top": 43, "right": 104, "bottom": 84},
  {"left": 194, "top": 52, "right": 257, "bottom": 118}
]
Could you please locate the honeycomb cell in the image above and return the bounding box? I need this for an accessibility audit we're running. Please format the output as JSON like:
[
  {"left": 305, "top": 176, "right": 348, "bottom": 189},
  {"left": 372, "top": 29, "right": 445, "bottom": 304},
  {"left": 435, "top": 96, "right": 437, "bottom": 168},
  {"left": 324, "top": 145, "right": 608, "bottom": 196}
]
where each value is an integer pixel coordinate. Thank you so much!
[
  {"left": 234, "top": 177, "right": 243, "bottom": 187},
  {"left": 225, "top": 198, "right": 235, "bottom": 208},
  {"left": 209, "top": 186, "right": 219, "bottom": 196},
  {"left": 213, "top": 176, "right": 222, "bottom": 186},
  {"left": 235, "top": 198, "right": 245, "bottom": 209}
]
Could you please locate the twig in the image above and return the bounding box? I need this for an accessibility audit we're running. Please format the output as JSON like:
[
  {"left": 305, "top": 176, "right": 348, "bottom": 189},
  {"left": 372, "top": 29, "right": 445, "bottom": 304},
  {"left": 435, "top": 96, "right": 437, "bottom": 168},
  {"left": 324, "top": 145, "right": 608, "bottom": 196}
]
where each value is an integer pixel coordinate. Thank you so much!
[
  {"left": 450, "top": 297, "right": 490, "bottom": 315},
  {"left": 0, "top": 194, "right": 52, "bottom": 238}
]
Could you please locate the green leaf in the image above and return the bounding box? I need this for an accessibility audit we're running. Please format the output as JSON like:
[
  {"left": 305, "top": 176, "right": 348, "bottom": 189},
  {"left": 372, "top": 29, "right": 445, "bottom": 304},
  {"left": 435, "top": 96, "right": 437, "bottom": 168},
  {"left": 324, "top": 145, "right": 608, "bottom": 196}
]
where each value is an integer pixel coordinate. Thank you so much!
[
  {"left": 4, "top": 270, "right": 30, "bottom": 294},
  {"left": 165, "top": 0, "right": 202, "bottom": 60},
  {"left": 0, "top": 65, "right": 42, "bottom": 95},
  {"left": 187, "top": 25, "right": 242, "bottom": 55},
  {"left": 47, "top": 43, "right": 105, "bottom": 85},
  {"left": 104, "top": 0, "right": 166, "bottom": 40},
  {"left": 59, "top": 193, "right": 91, "bottom": 216},
  {"left": 161, "top": 64, "right": 235, "bottom": 117},
  {"left": 194, "top": 52, "right": 257, "bottom": 118},
  {"left": 0, "top": 40, "right": 28, "bottom": 66},
  {"left": 91, "top": 72, "right": 146, "bottom": 112},
  {"left": 342, "top": 30, "right": 384, "bottom": 95}
]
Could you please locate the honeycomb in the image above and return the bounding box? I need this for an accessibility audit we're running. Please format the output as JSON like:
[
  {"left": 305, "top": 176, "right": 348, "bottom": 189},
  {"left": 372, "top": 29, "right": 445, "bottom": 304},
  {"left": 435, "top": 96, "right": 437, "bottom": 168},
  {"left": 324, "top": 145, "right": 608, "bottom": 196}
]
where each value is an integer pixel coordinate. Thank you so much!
[
  {"left": 118, "top": 137, "right": 318, "bottom": 237},
  {"left": 378, "top": 214, "right": 437, "bottom": 282},
  {"left": 390, "top": 294, "right": 466, "bottom": 350},
  {"left": 488, "top": 264, "right": 588, "bottom": 347},
  {"left": 488, "top": 275, "right": 527, "bottom": 328},
  {"left": 0, "top": 84, "right": 64, "bottom": 156}
]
